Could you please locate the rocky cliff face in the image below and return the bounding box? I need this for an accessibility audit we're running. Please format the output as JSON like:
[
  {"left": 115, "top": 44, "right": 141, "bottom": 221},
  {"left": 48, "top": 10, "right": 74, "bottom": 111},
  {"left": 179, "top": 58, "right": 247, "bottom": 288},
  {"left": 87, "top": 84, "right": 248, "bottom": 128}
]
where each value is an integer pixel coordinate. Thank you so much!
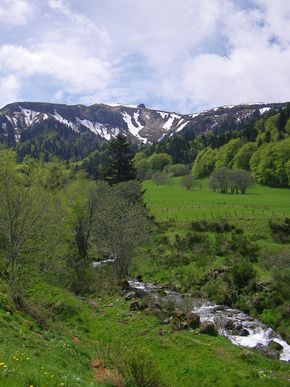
[{"left": 0, "top": 100, "right": 288, "bottom": 147}]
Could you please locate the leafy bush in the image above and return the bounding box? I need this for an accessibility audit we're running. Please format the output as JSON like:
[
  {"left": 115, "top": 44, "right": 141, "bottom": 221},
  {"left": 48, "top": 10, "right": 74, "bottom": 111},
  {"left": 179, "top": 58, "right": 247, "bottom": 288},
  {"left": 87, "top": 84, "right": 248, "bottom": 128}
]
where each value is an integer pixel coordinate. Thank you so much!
[
  {"left": 191, "top": 220, "right": 238, "bottom": 233},
  {"left": 168, "top": 163, "right": 190, "bottom": 176},
  {"left": 269, "top": 218, "right": 290, "bottom": 243},
  {"left": 180, "top": 174, "right": 195, "bottom": 190},
  {"left": 152, "top": 172, "right": 171, "bottom": 185},
  {"left": 231, "top": 260, "right": 256, "bottom": 290}
]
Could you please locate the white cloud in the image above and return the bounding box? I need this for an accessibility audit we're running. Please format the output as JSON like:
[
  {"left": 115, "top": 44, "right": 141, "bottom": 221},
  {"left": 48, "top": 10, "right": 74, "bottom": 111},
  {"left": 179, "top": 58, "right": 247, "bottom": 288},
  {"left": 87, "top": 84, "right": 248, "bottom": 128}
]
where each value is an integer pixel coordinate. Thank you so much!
[
  {"left": 0, "top": 74, "right": 20, "bottom": 106},
  {"left": 1, "top": 0, "right": 290, "bottom": 112},
  {"left": 180, "top": 1, "right": 290, "bottom": 110},
  {"left": 0, "top": 0, "right": 32, "bottom": 26}
]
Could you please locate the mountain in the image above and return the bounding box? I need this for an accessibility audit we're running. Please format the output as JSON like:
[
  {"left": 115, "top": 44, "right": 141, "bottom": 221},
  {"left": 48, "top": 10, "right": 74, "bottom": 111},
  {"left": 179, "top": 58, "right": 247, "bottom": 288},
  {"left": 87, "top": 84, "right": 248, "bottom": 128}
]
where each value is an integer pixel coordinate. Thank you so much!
[{"left": 0, "top": 100, "right": 288, "bottom": 160}]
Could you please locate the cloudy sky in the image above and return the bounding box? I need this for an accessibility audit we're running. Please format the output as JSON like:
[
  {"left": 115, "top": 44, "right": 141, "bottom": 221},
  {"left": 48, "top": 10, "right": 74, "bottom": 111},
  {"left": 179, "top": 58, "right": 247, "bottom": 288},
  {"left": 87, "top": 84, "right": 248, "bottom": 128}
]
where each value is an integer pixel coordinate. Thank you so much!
[{"left": 1, "top": 0, "right": 290, "bottom": 112}]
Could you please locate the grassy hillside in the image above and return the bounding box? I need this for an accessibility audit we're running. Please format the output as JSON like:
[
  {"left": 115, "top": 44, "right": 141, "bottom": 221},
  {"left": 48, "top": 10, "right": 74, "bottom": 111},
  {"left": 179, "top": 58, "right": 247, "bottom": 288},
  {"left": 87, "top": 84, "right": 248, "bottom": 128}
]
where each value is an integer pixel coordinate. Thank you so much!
[{"left": 0, "top": 279, "right": 290, "bottom": 387}]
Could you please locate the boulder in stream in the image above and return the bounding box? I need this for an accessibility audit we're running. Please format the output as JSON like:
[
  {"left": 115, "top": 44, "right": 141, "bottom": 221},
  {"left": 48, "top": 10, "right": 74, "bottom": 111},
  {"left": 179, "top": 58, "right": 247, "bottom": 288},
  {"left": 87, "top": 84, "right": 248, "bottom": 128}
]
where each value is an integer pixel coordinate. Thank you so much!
[
  {"left": 268, "top": 340, "right": 283, "bottom": 352},
  {"left": 200, "top": 322, "right": 218, "bottom": 336},
  {"left": 187, "top": 312, "right": 200, "bottom": 329},
  {"left": 129, "top": 301, "right": 140, "bottom": 311},
  {"left": 125, "top": 291, "right": 136, "bottom": 300}
]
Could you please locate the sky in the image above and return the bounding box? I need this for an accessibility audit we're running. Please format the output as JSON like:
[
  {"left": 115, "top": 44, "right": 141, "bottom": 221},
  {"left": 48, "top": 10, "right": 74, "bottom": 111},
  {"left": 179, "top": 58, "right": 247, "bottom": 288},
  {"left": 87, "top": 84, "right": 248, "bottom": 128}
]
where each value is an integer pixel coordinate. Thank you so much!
[{"left": 1, "top": 0, "right": 290, "bottom": 113}]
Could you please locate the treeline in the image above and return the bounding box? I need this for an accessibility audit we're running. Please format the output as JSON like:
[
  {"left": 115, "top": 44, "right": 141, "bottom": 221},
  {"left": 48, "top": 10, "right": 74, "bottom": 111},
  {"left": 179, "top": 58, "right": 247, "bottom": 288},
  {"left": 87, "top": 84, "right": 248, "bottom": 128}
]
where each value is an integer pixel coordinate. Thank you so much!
[{"left": 140, "top": 105, "right": 290, "bottom": 188}]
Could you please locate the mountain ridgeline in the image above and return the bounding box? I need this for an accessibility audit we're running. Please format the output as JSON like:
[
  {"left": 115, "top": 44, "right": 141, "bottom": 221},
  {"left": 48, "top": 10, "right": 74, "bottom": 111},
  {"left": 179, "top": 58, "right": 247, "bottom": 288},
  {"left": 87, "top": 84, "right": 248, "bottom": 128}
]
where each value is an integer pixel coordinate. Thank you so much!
[{"left": 0, "top": 100, "right": 288, "bottom": 161}]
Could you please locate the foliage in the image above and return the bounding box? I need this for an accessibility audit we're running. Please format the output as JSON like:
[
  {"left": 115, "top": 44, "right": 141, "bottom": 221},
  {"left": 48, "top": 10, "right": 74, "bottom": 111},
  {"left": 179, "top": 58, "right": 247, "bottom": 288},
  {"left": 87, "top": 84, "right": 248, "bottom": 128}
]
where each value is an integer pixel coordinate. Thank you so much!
[
  {"left": 209, "top": 168, "right": 255, "bottom": 194},
  {"left": 0, "top": 149, "right": 63, "bottom": 302},
  {"left": 103, "top": 134, "right": 136, "bottom": 184},
  {"left": 123, "top": 348, "right": 166, "bottom": 387},
  {"left": 168, "top": 163, "right": 190, "bottom": 176},
  {"left": 249, "top": 139, "right": 290, "bottom": 187},
  {"left": 91, "top": 182, "right": 151, "bottom": 277},
  {"left": 148, "top": 152, "right": 172, "bottom": 171},
  {"left": 180, "top": 174, "right": 195, "bottom": 190}
]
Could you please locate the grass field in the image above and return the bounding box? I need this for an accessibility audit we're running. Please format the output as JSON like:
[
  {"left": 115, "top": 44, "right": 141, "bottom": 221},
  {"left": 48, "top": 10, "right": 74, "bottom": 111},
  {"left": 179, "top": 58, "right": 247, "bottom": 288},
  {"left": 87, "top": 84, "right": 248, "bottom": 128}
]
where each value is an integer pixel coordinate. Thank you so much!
[{"left": 143, "top": 178, "right": 290, "bottom": 236}]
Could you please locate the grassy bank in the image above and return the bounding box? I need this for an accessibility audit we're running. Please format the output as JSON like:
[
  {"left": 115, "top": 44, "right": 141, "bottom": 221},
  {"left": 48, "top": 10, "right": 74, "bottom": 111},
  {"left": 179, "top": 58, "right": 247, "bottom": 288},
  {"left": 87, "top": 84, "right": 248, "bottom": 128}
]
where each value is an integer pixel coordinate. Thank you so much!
[{"left": 0, "top": 279, "right": 290, "bottom": 387}]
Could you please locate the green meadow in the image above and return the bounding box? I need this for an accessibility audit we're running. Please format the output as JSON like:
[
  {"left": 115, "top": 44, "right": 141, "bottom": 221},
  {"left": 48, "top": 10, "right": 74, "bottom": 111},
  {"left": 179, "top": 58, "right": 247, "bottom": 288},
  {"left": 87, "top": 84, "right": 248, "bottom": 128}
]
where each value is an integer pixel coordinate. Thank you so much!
[{"left": 143, "top": 178, "right": 290, "bottom": 236}]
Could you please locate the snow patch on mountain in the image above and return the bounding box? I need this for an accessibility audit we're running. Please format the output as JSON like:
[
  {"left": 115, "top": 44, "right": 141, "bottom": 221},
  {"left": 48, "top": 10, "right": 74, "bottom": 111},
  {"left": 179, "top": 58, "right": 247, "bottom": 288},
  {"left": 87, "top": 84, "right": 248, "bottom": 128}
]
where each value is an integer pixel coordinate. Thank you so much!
[
  {"left": 163, "top": 113, "right": 181, "bottom": 130},
  {"left": 53, "top": 111, "right": 78, "bottom": 132},
  {"left": 176, "top": 121, "right": 189, "bottom": 132},
  {"left": 259, "top": 107, "right": 271, "bottom": 114},
  {"left": 158, "top": 111, "right": 169, "bottom": 119},
  {"left": 77, "top": 118, "right": 117, "bottom": 140},
  {"left": 122, "top": 111, "right": 145, "bottom": 141}
]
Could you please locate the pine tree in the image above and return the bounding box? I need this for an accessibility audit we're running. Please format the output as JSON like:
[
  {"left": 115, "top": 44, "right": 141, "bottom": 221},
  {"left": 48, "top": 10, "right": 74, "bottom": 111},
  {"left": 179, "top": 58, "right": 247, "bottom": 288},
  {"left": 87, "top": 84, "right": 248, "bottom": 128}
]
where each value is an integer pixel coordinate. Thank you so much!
[{"left": 103, "top": 134, "right": 136, "bottom": 184}]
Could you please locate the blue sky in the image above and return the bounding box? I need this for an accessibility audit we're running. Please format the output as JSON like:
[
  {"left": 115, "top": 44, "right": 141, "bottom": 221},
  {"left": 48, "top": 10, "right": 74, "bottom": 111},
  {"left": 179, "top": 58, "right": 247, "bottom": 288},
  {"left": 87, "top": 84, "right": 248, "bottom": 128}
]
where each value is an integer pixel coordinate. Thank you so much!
[{"left": 1, "top": 0, "right": 290, "bottom": 113}]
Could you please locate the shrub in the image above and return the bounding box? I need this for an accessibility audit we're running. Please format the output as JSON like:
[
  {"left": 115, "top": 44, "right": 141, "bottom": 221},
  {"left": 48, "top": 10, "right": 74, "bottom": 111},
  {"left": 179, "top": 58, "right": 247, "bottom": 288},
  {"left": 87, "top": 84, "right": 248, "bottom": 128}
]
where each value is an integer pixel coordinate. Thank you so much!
[
  {"left": 123, "top": 348, "right": 166, "bottom": 387},
  {"left": 269, "top": 218, "right": 290, "bottom": 243},
  {"left": 169, "top": 163, "right": 190, "bottom": 176},
  {"left": 231, "top": 260, "right": 256, "bottom": 290},
  {"left": 180, "top": 174, "right": 195, "bottom": 190},
  {"left": 152, "top": 172, "right": 171, "bottom": 185}
]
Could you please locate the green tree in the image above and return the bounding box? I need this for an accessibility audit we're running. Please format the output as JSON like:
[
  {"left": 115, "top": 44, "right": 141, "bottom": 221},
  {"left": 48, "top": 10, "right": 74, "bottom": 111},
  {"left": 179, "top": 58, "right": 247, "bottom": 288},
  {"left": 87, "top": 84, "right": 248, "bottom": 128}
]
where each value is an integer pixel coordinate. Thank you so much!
[
  {"left": 215, "top": 139, "right": 244, "bottom": 169},
  {"left": 91, "top": 183, "right": 150, "bottom": 277},
  {"left": 250, "top": 139, "right": 290, "bottom": 186},
  {"left": 229, "top": 169, "right": 255, "bottom": 194},
  {"left": 0, "top": 149, "right": 61, "bottom": 302},
  {"left": 209, "top": 167, "right": 231, "bottom": 193},
  {"left": 233, "top": 142, "right": 256, "bottom": 170},
  {"left": 192, "top": 147, "right": 216, "bottom": 178},
  {"left": 65, "top": 180, "right": 98, "bottom": 294},
  {"left": 149, "top": 152, "right": 172, "bottom": 171},
  {"left": 103, "top": 134, "right": 136, "bottom": 184}
]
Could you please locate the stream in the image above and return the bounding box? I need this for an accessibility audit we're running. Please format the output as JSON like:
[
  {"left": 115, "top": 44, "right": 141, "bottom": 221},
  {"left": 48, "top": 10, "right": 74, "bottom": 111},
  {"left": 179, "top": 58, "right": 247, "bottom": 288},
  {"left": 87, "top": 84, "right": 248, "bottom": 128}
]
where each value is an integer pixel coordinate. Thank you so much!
[
  {"left": 128, "top": 279, "right": 290, "bottom": 362},
  {"left": 93, "top": 258, "right": 290, "bottom": 362}
]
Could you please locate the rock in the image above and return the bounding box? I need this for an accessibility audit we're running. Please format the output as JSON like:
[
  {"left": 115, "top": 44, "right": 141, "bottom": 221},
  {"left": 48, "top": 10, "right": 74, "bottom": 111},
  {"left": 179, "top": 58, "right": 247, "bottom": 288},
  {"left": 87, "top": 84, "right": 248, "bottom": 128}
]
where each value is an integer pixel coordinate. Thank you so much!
[
  {"left": 240, "top": 329, "right": 250, "bottom": 337},
  {"left": 174, "top": 322, "right": 189, "bottom": 331},
  {"left": 88, "top": 300, "right": 98, "bottom": 309},
  {"left": 268, "top": 340, "right": 283, "bottom": 352},
  {"left": 119, "top": 279, "right": 130, "bottom": 290},
  {"left": 124, "top": 291, "right": 136, "bottom": 301},
  {"left": 187, "top": 312, "right": 200, "bottom": 329},
  {"left": 159, "top": 329, "right": 168, "bottom": 336},
  {"left": 225, "top": 320, "right": 235, "bottom": 330},
  {"left": 129, "top": 301, "right": 140, "bottom": 311},
  {"left": 163, "top": 318, "right": 170, "bottom": 325},
  {"left": 137, "top": 103, "right": 146, "bottom": 108},
  {"left": 172, "top": 309, "right": 186, "bottom": 322},
  {"left": 136, "top": 274, "right": 143, "bottom": 281},
  {"left": 153, "top": 302, "right": 162, "bottom": 310},
  {"left": 139, "top": 302, "right": 149, "bottom": 311},
  {"left": 255, "top": 344, "right": 280, "bottom": 359},
  {"left": 199, "top": 322, "right": 218, "bottom": 336}
]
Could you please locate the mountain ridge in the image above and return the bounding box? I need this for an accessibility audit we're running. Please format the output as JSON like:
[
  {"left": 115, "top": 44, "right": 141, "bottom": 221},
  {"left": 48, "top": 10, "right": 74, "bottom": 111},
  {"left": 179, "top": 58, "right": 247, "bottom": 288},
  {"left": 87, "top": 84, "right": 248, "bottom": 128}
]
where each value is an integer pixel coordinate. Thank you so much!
[{"left": 0, "top": 100, "right": 289, "bottom": 160}]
